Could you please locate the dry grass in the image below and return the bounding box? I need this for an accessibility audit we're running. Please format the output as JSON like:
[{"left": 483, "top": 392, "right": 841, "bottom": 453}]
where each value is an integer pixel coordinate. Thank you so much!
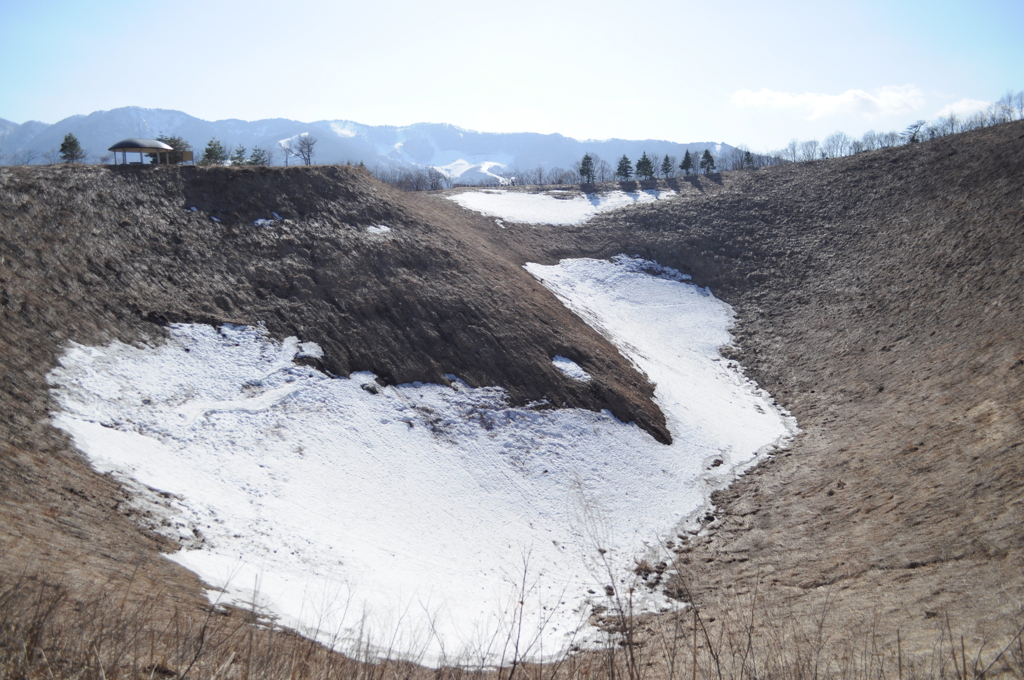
[
  {"left": 0, "top": 570, "right": 418, "bottom": 680},
  {"left": 3, "top": 569, "right": 1023, "bottom": 680},
  {"left": 653, "top": 580, "right": 1024, "bottom": 680}
]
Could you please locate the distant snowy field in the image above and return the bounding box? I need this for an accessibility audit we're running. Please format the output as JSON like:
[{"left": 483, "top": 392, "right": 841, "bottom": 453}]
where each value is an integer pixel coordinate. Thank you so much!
[
  {"left": 447, "top": 189, "right": 675, "bottom": 225},
  {"left": 48, "top": 258, "right": 795, "bottom": 666}
]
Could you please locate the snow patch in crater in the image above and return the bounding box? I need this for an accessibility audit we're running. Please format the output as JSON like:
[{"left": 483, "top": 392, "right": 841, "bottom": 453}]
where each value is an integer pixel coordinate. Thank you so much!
[
  {"left": 48, "top": 257, "right": 795, "bottom": 667},
  {"left": 448, "top": 189, "right": 675, "bottom": 225}
]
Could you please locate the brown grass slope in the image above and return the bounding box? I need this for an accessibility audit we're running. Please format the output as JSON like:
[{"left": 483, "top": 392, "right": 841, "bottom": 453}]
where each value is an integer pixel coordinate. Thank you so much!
[{"left": 470, "top": 120, "right": 1024, "bottom": 661}]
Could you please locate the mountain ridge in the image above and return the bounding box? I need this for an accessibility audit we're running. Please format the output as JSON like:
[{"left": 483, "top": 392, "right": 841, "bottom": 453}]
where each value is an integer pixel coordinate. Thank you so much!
[{"left": 0, "top": 106, "right": 735, "bottom": 182}]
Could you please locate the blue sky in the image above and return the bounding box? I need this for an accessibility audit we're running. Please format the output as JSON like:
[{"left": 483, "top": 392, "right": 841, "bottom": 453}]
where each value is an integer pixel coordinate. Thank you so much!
[{"left": 1, "top": 0, "right": 1021, "bottom": 149}]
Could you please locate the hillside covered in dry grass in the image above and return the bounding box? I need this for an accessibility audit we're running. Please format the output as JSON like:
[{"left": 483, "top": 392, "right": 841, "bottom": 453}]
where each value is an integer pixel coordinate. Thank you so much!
[{"left": 1, "top": 120, "right": 1022, "bottom": 678}]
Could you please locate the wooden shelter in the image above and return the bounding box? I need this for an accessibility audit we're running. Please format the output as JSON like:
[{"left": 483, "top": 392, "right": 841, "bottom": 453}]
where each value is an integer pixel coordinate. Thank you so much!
[{"left": 108, "top": 138, "right": 192, "bottom": 165}]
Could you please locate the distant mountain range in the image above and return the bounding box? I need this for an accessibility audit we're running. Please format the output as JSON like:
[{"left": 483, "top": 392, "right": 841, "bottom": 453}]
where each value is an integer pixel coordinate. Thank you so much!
[{"left": 0, "top": 107, "right": 736, "bottom": 182}]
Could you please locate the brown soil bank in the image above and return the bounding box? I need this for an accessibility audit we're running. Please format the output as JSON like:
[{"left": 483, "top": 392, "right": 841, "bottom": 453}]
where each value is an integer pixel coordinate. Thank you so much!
[
  {"left": 475, "top": 120, "right": 1024, "bottom": 668},
  {"left": 0, "top": 120, "right": 1022, "bottom": 676}
]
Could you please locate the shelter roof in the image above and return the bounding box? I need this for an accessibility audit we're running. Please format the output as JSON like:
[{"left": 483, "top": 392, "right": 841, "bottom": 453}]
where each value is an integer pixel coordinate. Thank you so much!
[{"left": 108, "top": 138, "right": 174, "bottom": 152}]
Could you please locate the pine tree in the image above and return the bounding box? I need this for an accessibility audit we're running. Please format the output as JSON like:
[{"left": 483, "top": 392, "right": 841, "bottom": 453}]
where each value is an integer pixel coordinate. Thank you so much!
[
  {"left": 680, "top": 150, "right": 693, "bottom": 176},
  {"left": 615, "top": 155, "right": 633, "bottom": 181},
  {"left": 902, "top": 120, "right": 927, "bottom": 144},
  {"left": 150, "top": 135, "right": 192, "bottom": 164},
  {"left": 699, "top": 149, "right": 716, "bottom": 175},
  {"left": 230, "top": 145, "right": 248, "bottom": 166},
  {"left": 660, "top": 154, "right": 674, "bottom": 179},
  {"left": 59, "top": 133, "right": 85, "bottom": 164},
  {"left": 743, "top": 150, "right": 755, "bottom": 169},
  {"left": 579, "top": 153, "right": 595, "bottom": 183},
  {"left": 200, "top": 138, "right": 228, "bottom": 165},
  {"left": 635, "top": 152, "right": 654, "bottom": 180},
  {"left": 248, "top": 147, "right": 271, "bottom": 166}
]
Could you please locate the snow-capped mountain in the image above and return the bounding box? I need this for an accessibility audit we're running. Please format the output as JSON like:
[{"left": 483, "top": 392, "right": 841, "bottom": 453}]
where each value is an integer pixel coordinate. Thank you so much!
[{"left": 0, "top": 107, "right": 737, "bottom": 180}]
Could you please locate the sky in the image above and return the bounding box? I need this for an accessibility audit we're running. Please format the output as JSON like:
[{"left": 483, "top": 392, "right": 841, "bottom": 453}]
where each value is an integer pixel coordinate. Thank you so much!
[{"left": 1, "top": 0, "right": 1021, "bottom": 150}]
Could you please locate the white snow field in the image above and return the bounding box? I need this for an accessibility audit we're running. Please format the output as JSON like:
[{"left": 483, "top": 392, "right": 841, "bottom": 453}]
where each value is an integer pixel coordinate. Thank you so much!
[
  {"left": 447, "top": 189, "right": 675, "bottom": 225},
  {"left": 48, "top": 257, "right": 795, "bottom": 667}
]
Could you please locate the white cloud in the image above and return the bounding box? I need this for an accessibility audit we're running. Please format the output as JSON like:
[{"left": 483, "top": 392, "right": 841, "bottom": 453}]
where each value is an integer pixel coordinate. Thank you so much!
[
  {"left": 934, "top": 98, "right": 990, "bottom": 118},
  {"left": 731, "top": 85, "right": 925, "bottom": 120}
]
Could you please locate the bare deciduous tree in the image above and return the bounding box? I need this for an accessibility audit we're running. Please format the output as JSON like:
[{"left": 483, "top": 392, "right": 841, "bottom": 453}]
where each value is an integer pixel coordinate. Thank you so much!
[
  {"left": 822, "top": 131, "right": 851, "bottom": 158},
  {"left": 428, "top": 167, "right": 449, "bottom": 190},
  {"left": 799, "top": 139, "right": 820, "bottom": 161},
  {"left": 934, "top": 114, "right": 961, "bottom": 137},
  {"left": 12, "top": 150, "right": 38, "bottom": 165},
  {"left": 723, "top": 147, "right": 745, "bottom": 171},
  {"left": 279, "top": 143, "right": 294, "bottom": 166},
  {"left": 295, "top": 135, "right": 317, "bottom": 165},
  {"left": 372, "top": 165, "right": 460, "bottom": 191},
  {"left": 995, "top": 91, "right": 1016, "bottom": 122},
  {"left": 529, "top": 165, "right": 545, "bottom": 185},
  {"left": 546, "top": 166, "right": 574, "bottom": 184},
  {"left": 879, "top": 131, "right": 900, "bottom": 147},
  {"left": 647, "top": 154, "right": 662, "bottom": 178},
  {"left": 783, "top": 140, "right": 800, "bottom": 163}
]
